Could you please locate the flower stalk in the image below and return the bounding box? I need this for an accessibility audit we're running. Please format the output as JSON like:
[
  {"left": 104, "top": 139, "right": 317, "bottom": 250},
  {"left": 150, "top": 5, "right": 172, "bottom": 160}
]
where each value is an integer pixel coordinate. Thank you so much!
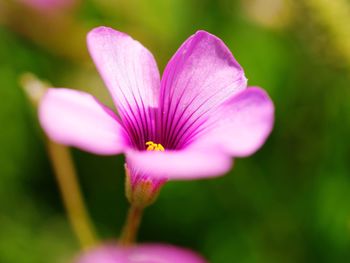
[
  {"left": 120, "top": 164, "right": 164, "bottom": 245},
  {"left": 21, "top": 73, "right": 97, "bottom": 249},
  {"left": 119, "top": 205, "right": 144, "bottom": 245},
  {"left": 46, "top": 140, "right": 97, "bottom": 249}
]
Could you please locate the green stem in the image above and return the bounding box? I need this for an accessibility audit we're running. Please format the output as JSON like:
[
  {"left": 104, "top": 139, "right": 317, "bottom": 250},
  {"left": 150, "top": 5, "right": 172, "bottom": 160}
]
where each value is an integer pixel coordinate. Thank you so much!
[
  {"left": 21, "top": 73, "right": 97, "bottom": 249},
  {"left": 47, "top": 140, "right": 97, "bottom": 249},
  {"left": 119, "top": 205, "right": 144, "bottom": 245}
]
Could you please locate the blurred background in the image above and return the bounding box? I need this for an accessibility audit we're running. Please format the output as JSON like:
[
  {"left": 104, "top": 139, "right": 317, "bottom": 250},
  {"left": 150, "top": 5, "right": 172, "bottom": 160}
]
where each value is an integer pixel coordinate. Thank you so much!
[{"left": 1, "top": 0, "right": 350, "bottom": 262}]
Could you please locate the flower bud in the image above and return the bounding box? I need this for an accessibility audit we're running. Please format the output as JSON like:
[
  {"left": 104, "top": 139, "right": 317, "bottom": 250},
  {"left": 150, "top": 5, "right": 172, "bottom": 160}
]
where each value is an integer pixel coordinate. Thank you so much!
[{"left": 124, "top": 164, "right": 166, "bottom": 208}]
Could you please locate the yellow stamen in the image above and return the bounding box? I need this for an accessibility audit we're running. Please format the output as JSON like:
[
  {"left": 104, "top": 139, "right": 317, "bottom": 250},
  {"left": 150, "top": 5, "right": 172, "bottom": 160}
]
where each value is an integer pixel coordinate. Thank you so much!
[{"left": 146, "top": 141, "right": 165, "bottom": 152}]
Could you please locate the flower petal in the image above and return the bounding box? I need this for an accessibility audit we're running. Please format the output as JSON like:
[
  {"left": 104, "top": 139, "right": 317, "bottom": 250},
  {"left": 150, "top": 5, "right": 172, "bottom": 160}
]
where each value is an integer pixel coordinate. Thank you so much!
[
  {"left": 76, "top": 243, "right": 207, "bottom": 263},
  {"left": 202, "top": 87, "right": 274, "bottom": 157},
  {"left": 87, "top": 26, "right": 160, "bottom": 149},
  {"left": 126, "top": 147, "right": 232, "bottom": 180},
  {"left": 159, "top": 30, "right": 247, "bottom": 149},
  {"left": 39, "top": 88, "right": 128, "bottom": 155}
]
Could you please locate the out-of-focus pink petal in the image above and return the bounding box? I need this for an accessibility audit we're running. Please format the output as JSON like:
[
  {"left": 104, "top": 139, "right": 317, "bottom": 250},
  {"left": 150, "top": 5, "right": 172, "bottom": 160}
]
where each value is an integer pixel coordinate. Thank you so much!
[
  {"left": 76, "top": 243, "right": 207, "bottom": 263},
  {"left": 20, "top": 0, "right": 77, "bottom": 11},
  {"left": 39, "top": 88, "right": 128, "bottom": 155},
  {"left": 126, "top": 147, "right": 232, "bottom": 180},
  {"left": 201, "top": 87, "right": 274, "bottom": 157},
  {"left": 87, "top": 27, "right": 160, "bottom": 149},
  {"left": 159, "top": 30, "right": 247, "bottom": 149}
]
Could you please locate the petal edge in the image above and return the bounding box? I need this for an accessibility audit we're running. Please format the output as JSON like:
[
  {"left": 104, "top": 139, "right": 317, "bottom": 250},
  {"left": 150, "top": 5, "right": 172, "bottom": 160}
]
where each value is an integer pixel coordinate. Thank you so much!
[
  {"left": 39, "top": 88, "right": 128, "bottom": 155},
  {"left": 203, "top": 87, "right": 274, "bottom": 157},
  {"left": 159, "top": 30, "right": 247, "bottom": 149},
  {"left": 126, "top": 148, "right": 233, "bottom": 180}
]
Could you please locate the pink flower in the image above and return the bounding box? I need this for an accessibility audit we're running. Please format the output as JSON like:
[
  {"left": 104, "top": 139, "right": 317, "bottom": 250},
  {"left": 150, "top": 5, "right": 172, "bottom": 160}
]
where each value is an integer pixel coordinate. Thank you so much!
[
  {"left": 39, "top": 26, "right": 274, "bottom": 185},
  {"left": 76, "top": 243, "right": 207, "bottom": 263}
]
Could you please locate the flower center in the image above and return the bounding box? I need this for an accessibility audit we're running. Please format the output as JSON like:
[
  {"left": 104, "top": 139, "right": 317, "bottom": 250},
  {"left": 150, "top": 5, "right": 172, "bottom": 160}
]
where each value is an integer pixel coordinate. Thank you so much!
[{"left": 146, "top": 141, "right": 165, "bottom": 151}]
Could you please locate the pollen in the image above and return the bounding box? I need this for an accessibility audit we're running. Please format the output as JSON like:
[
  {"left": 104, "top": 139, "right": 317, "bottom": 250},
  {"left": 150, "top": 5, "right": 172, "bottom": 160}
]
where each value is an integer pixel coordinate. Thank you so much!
[{"left": 146, "top": 141, "right": 165, "bottom": 151}]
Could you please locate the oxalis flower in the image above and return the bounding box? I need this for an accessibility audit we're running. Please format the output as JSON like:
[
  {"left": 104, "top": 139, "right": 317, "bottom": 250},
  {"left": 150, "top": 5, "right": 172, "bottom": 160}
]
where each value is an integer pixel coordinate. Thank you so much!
[
  {"left": 39, "top": 27, "right": 274, "bottom": 206},
  {"left": 76, "top": 243, "right": 206, "bottom": 263}
]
